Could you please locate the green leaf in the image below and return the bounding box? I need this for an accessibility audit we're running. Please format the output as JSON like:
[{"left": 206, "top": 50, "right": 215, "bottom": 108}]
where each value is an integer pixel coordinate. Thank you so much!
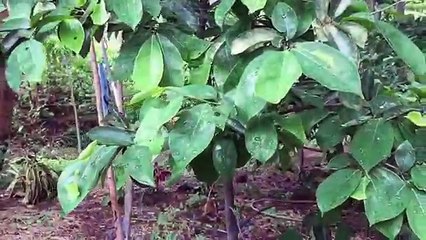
[
  {"left": 405, "top": 111, "right": 426, "bottom": 127},
  {"left": 6, "top": 39, "right": 47, "bottom": 91},
  {"left": 316, "top": 168, "right": 362, "bottom": 213},
  {"left": 167, "top": 85, "right": 218, "bottom": 101},
  {"left": 323, "top": 24, "right": 359, "bottom": 63},
  {"left": 375, "top": 214, "right": 404, "bottom": 240},
  {"left": 274, "top": 114, "right": 307, "bottom": 144},
  {"left": 283, "top": 0, "right": 315, "bottom": 37},
  {"left": 395, "top": 140, "right": 416, "bottom": 172},
  {"left": 190, "top": 144, "right": 219, "bottom": 185},
  {"left": 364, "top": 167, "right": 411, "bottom": 225},
  {"left": 376, "top": 21, "right": 426, "bottom": 77},
  {"left": 142, "top": 0, "right": 161, "bottom": 17},
  {"left": 158, "top": 34, "right": 185, "bottom": 87},
  {"left": 253, "top": 50, "right": 302, "bottom": 104},
  {"left": 351, "top": 176, "right": 370, "bottom": 200},
  {"left": 0, "top": 18, "right": 31, "bottom": 32},
  {"left": 331, "top": 0, "right": 352, "bottom": 18},
  {"left": 77, "top": 140, "right": 99, "bottom": 161},
  {"left": 327, "top": 153, "right": 353, "bottom": 170},
  {"left": 58, "top": 146, "right": 119, "bottom": 215},
  {"left": 230, "top": 28, "right": 281, "bottom": 55},
  {"left": 110, "top": 0, "right": 143, "bottom": 29},
  {"left": 87, "top": 126, "right": 134, "bottom": 147},
  {"left": 339, "top": 22, "right": 368, "bottom": 48},
  {"left": 58, "top": 19, "right": 84, "bottom": 53},
  {"left": 168, "top": 104, "right": 216, "bottom": 179},
  {"left": 132, "top": 35, "right": 164, "bottom": 93},
  {"left": 90, "top": 0, "right": 109, "bottom": 25},
  {"left": 270, "top": 2, "right": 298, "bottom": 39},
  {"left": 279, "top": 228, "right": 303, "bottom": 240},
  {"left": 117, "top": 145, "right": 155, "bottom": 187},
  {"left": 213, "top": 43, "right": 245, "bottom": 92},
  {"left": 298, "top": 108, "right": 330, "bottom": 132},
  {"left": 315, "top": 115, "right": 345, "bottom": 150},
  {"left": 240, "top": 0, "right": 267, "bottom": 13},
  {"left": 7, "top": 0, "right": 35, "bottom": 19},
  {"left": 215, "top": 0, "right": 236, "bottom": 28},
  {"left": 411, "top": 165, "right": 426, "bottom": 191},
  {"left": 406, "top": 189, "right": 426, "bottom": 240},
  {"left": 349, "top": 119, "right": 394, "bottom": 172},
  {"left": 245, "top": 116, "right": 278, "bottom": 163},
  {"left": 291, "top": 42, "right": 363, "bottom": 97},
  {"left": 315, "top": 0, "right": 330, "bottom": 21},
  {"left": 212, "top": 138, "right": 238, "bottom": 179}
]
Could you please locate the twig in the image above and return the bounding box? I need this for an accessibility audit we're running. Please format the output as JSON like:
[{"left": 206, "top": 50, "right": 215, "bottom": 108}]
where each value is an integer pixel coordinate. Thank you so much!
[
  {"left": 69, "top": 81, "right": 81, "bottom": 153},
  {"left": 370, "top": 0, "right": 413, "bottom": 14}
]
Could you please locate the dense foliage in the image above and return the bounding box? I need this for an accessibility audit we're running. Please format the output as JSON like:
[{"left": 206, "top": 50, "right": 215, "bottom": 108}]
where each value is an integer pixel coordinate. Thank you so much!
[{"left": 1, "top": 0, "right": 426, "bottom": 239}]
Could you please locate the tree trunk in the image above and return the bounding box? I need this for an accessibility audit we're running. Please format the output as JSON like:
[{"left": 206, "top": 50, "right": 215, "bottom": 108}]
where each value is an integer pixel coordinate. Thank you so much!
[{"left": 0, "top": 59, "right": 16, "bottom": 144}]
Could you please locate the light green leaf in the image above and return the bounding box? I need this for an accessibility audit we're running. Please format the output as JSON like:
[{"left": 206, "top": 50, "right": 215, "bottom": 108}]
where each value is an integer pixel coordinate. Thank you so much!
[
  {"left": 339, "top": 22, "right": 368, "bottom": 48},
  {"left": 375, "top": 214, "right": 404, "bottom": 240},
  {"left": 142, "top": 0, "right": 161, "bottom": 17},
  {"left": 291, "top": 42, "right": 363, "bottom": 97},
  {"left": 230, "top": 28, "right": 281, "bottom": 55},
  {"left": 132, "top": 35, "right": 164, "bottom": 93},
  {"left": 332, "top": 0, "right": 352, "bottom": 18},
  {"left": 58, "top": 19, "right": 84, "bottom": 53},
  {"left": 215, "top": 0, "right": 236, "bottom": 28},
  {"left": 245, "top": 116, "right": 278, "bottom": 163},
  {"left": 271, "top": 2, "right": 298, "bottom": 39},
  {"left": 405, "top": 111, "right": 426, "bottom": 127},
  {"left": 316, "top": 168, "right": 362, "bottom": 213},
  {"left": 240, "top": 0, "right": 267, "bottom": 13},
  {"left": 90, "top": 0, "right": 109, "bottom": 25},
  {"left": 349, "top": 119, "right": 394, "bottom": 172},
  {"left": 411, "top": 165, "right": 426, "bottom": 191},
  {"left": 323, "top": 24, "right": 359, "bottom": 63},
  {"left": 315, "top": 0, "right": 330, "bottom": 21},
  {"left": 212, "top": 138, "right": 238, "bottom": 179},
  {"left": 351, "top": 176, "right": 370, "bottom": 200},
  {"left": 253, "top": 50, "right": 302, "bottom": 104},
  {"left": 167, "top": 85, "right": 218, "bottom": 101},
  {"left": 118, "top": 145, "right": 155, "bottom": 187},
  {"left": 376, "top": 21, "right": 426, "bottom": 77},
  {"left": 0, "top": 18, "right": 31, "bottom": 31},
  {"left": 315, "top": 115, "right": 345, "bottom": 150},
  {"left": 395, "top": 140, "right": 416, "bottom": 172},
  {"left": 7, "top": 0, "right": 35, "bottom": 19},
  {"left": 364, "top": 167, "right": 411, "bottom": 225},
  {"left": 110, "top": 0, "right": 143, "bottom": 29},
  {"left": 87, "top": 126, "right": 135, "bottom": 146},
  {"left": 274, "top": 114, "right": 307, "bottom": 144},
  {"left": 158, "top": 34, "right": 185, "bottom": 87},
  {"left": 406, "top": 189, "right": 426, "bottom": 240}
]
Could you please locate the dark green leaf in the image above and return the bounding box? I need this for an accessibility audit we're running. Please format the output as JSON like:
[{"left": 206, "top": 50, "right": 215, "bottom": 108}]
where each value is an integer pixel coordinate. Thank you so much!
[
  {"left": 315, "top": 115, "right": 345, "bottom": 150},
  {"left": 375, "top": 214, "right": 404, "bottom": 240},
  {"left": 245, "top": 116, "right": 278, "bottom": 163},
  {"left": 327, "top": 153, "right": 353, "bottom": 170},
  {"left": 88, "top": 126, "right": 135, "bottom": 147},
  {"left": 215, "top": 0, "right": 236, "bottom": 28},
  {"left": 411, "top": 165, "right": 426, "bottom": 191},
  {"left": 142, "top": 0, "right": 161, "bottom": 17},
  {"left": 274, "top": 114, "right": 307, "bottom": 144},
  {"left": 395, "top": 140, "right": 416, "bottom": 172},
  {"left": 298, "top": 108, "right": 330, "bottom": 132},
  {"left": 283, "top": 0, "right": 315, "bottom": 37},
  {"left": 270, "top": 2, "right": 298, "bottom": 39},
  {"left": 157, "top": 34, "right": 185, "bottom": 87},
  {"left": 212, "top": 138, "right": 237, "bottom": 179},
  {"left": 406, "top": 189, "right": 426, "bottom": 240},
  {"left": 212, "top": 43, "right": 243, "bottom": 92},
  {"left": 279, "top": 228, "right": 303, "bottom": 240},
  {"left": 190, "top": 144, "right": 219, "bottom": 185}
]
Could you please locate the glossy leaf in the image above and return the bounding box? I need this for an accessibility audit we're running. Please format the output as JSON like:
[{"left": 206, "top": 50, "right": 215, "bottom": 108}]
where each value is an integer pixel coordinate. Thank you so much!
[
  {"left": 298, "top": 108, "right": 330, "bottom": 132},
  {"left": 283, "top": 0, "right": 315, "bottom": 37},
  {"left": 406, "top": 189, "right": 426, "bottom": 240},
  {"left": 230, "top": 28, "right": 281, "bottom": 55},
  {"left": 212, "top": 138, "right": 237, "bottom": 179},
  {"left": 253, "top": 50, "right": 302, "bottom": 104},
  {"left": 245, "top": 116, "right": 278, "bottom": 163},
  {"left": 316, "top": 168, "right": 362, "bottom": 213},
  {"left": 364, "top": 167, "right": 411, "bottom": 225},
  {"left": 189, "top": 38, "right": 224, "bottom": 85},
  {"left": 58, "top": 19, "right": 84, "bottom": 53},
  {"left": 395, "top": 140, "right": 416, "bottom": 172},
  {"left": 158, "top": 34, "right": 185, "bottom": 87},
  {"left": 315, "top": 115, "right": 345, "bottom": 150},
  {"left": 240, "top": 0, "right": 267, "bottom": 13},
  {"left": 349, "top": 119, "right": 394, "bottom": 172},
  {"left": 376, "top": 21, "right": 426, "bottom": 77},
  {"left": 90, "top": 0, "right": 109, "bottom": 25},
  {"left": 351, "top": 176, "right": 370, "bottom": 201},
  {"left": 118, "top": 145, "right": 155, "bottom": 187},
  {"left": 291, "top": 42, "right": 363, "bottom": 97},
  {"left": 274, "top": 114, "right": 307, "bottom": 144},
  {"left": 132, "top": 35, "right": 164, "bottom": 93},
  {"left": 87, "top": 126, "right": 135, "bottom": 146},
  {"left": 271, "top": 2, "right": 298, "bottom": 39},
  {"left": 213, "top": 43, "right": 243, "bottom": 92},
  {"left": 142, "top": 0, "right": 161, "bottom": 17},
  {"left": 110, "top": 0, "right": 143, "bottom": 29},
  {"left": 215, "top": 0, "right": 236, "bottom": 28},
  {"left": 405, "top": 112, "right": 426, "bottom": 127},
  {"left": 375, "top": 214, "right": 404, "bottom": 240},
  {"left": 327, "top": 153, "right": 353, "bottom": 170},
  {"left": 411, "top": 165, "right": 426, "bottom": 191}
]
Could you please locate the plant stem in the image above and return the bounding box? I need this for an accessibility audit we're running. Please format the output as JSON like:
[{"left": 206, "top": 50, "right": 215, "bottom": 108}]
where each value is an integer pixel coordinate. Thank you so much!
[
  {"left": 223, "top": 177, "right": 239, "bottom": 240},
  {"left": 69, "top": 80, "right": 81, "bottom": 153},
  {"left": 89, "top": 40, "right": 124, "bottom": 240}
]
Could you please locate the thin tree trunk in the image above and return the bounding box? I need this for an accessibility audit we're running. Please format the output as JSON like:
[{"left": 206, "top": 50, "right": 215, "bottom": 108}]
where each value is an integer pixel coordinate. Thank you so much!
[
  {"left": 89, "top": 40, "right": 124, "bottom": 240},
  {"left": 224, "top": 179, "right": 239, "bottom": 240}
]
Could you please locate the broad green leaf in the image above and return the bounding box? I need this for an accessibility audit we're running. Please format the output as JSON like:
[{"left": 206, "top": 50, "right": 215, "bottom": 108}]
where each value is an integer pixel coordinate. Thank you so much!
[
  {"left": 274, "top": 114, "right": 307, "bottom": 144},
  {"left": 327, "top": 153, "right": 353, "bottom": 170},
  {"left": 132, "top": 35, "right": 164, "bottom": 93},
  {"left": 77, "top": 140, "right": 99, "bottom": 161},
  {"left": 212, "top": 138, "right": 237, "bottom": 179},
  {"left": 230, "top": 28, "right": 281, "bottom": 55},
  {"left": 291, "top": 42, "right": 363, "bottom": 97},
  {"left": 33, "top": 1, "right": 56, "bottom": 15},
  {"left": 351, "top": 176, "right": 370, "bottom": 200},
  {"left": 160, "top": 0, "right": 200, "bottom": 33},
  {"left": 253, "top": 50, "right": 302, "bottom": 104},
  {"left": 323, "top": 24, "right": 359, "bottom": 63},
  {"left": 118, "top": 145, "right": 155, "bottom": 187},
  {"left": 283, "top": 0, "right": 315, "bottom": 37},
  {"left": 0, "top": 18, "right": 31, "bottom": 32},
  {"left": 315, "top": 115, "right": 345, "bottom": 150},
  {"left": 157, "top": 34, "right": 185, "bottom": 87},
  {"left": 331, "top": 0, "right": 352, "bottom": 17},
  {"left": 6, "top": 39, "right": 47, "bottom": 90},
  {"left": 142, "top": 0, "right": 161, "bottom": 17},
  {"left": 339, "top": 22, "right": 368, "bottom": 48},
  {"left": 279, "top": 229, "right": 303, "bottom": 240},
  {"left": 245, "top": 116, "right": 278, "bottom": 163},
  {"left": 167, "top": 85, "right": 218, "bottom": 101},
  {"left": 375, "top": 214, "right": 404, "bottom": 240},
  {"left": 58, "top": 19, "right": 84, "bottom": 53},
  {"left": 316, "top": 168, "right": 362, "bottom": 213},
  {"left": 129, "top": 87, "right": 165, "bottom": 106},
  {"left": 271, "top": 2, "right": 298, "bottom": 39},
  {"left": 215, "top": 0, "right": 236, "bottom": 28},
  {"left": 406, "top": 189, "right": 426, "bottom": 240},
  {"left": 411, "top": 165, "right": 426, "bottom": 191},
  {"left": 240, "top": 0, "right": 267, "bottom": 13},
  {"left": 405, "top": 111, "right": 426, "bottom": 127},
  {"left": 349, "top": 119, "right": 394, "bottom": 172},
  {"left": 168, "top": 104, "right": 216, "bottom": 178},
  {"left": 395, "top": 140, "right": 416, "bottom": 172},
  {"left": 376, "top": 21, "right": 426, "bottom": 77},
  {"left": 58, "top": 146, "right": 119, "bottom": 215},
  {"left": 213, "top": 43, "right": 243, "bottom": 92},
  {"left": 7, "top": 0, "right": 35, "bottom": 19},
  {"left": 298, "top": 108, "right": 330, "bottom": 132},
  {"left": 110, "top": 0, "right": 143, "bottom": 29},
  {"left": 87, "top": 126, "right": 135, "bottom": 146},
  {"left": 90, "top": 0, "right": 109, "bottom": 25},
  {"left": 212, "top": 99, "right": 235, "bottom": 130},
  {"left": 315, "top": 0, "right": 330, "bottom": 21},
  {"left": 364, "top": 167, "right": 411, "bottom": 225}
]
